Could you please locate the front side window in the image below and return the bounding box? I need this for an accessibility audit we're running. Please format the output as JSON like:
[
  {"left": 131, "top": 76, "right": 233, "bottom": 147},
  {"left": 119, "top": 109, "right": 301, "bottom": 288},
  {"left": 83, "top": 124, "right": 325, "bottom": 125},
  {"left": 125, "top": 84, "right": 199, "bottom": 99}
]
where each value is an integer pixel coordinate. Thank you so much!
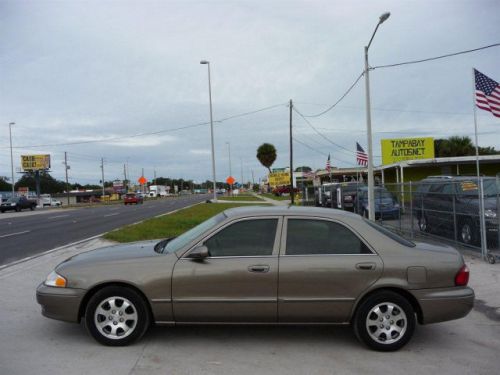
[
  {"left": 286, "top": 219, "right": 371, "bottom": 255},
  {"left": 204, "top": 219, "right": 278, "bottom": 257}
]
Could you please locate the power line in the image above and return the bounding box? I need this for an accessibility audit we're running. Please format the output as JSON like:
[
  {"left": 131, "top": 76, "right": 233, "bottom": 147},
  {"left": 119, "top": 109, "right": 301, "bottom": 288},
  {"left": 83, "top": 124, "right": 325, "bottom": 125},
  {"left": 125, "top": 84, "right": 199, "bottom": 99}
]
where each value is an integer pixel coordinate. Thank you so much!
[
  {"left": 4, "top": 103, "right": 287, "bottom": 150},
  {"left": 371, "top": 43, "right": 500, "bottom": 70},
  {"left": 293, "top": 107, "right": 357, "bottom": 157},
  {"left": 300, "top": 72, "right": 364, "bottom": 118}
]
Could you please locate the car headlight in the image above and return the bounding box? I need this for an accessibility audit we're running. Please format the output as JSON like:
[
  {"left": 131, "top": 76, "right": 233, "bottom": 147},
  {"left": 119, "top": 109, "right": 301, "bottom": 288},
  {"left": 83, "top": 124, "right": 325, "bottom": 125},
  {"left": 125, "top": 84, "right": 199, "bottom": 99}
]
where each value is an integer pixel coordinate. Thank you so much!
[
  {"left": 485, "top": 209, "right": 497, "bottom": 218},
  {"left": 11, "top": 203, "right": 16, "bottom": 206},
  {"left": 394, "top": 203, "right": 400, "bottom": 209},
  {"left": 44, "top": 271, "right": 67, "bottom": 287}
]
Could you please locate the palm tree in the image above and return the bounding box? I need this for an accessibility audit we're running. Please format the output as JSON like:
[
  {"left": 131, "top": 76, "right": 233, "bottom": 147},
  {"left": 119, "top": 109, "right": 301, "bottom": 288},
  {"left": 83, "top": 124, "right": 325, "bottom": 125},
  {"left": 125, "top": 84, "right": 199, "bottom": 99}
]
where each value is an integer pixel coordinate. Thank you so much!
[
  {"left": 435, "top": 136, "right": 475, "bottom": 157},
  {"left": 256, "top": 143, "right": 277, "bottom": 173}
]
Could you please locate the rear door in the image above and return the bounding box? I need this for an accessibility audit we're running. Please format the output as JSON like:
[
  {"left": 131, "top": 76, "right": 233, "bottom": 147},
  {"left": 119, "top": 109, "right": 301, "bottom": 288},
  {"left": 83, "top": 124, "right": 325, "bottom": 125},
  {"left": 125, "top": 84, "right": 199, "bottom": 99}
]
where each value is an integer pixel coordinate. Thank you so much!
[{"left": 278, "top": 217, "right": 383, "bottom": 323}]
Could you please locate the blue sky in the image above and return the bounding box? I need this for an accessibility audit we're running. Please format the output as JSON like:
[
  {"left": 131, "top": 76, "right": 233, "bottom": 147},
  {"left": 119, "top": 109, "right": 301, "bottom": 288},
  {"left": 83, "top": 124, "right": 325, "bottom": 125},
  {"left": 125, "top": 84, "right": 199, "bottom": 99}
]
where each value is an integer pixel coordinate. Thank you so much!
[{"left": 1, "top": 0, "right": 499, "bottom": 185}]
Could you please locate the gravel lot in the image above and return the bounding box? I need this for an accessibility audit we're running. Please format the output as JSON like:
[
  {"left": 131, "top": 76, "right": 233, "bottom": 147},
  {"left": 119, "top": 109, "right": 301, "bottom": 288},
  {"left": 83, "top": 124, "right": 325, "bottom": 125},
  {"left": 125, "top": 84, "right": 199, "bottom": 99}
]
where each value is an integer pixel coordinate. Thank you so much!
[{"left": 0, "top": 238, "right": 498, "bottom": 375}]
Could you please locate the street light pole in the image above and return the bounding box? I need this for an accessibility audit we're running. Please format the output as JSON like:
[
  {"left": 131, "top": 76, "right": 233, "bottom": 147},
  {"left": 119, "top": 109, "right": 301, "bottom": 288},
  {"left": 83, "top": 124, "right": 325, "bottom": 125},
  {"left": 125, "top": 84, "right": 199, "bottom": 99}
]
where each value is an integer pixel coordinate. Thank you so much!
[
  {"left": 200, "top": 60, "right": 217, "bottom": 202},
  {"left": 226, "top": 141, "right": 232, "bottom": 193},
  {"left": 365, "top": 12, "right": 390, "bottom": 221},
  {"left": 9, "top": 122, "right": 15, "bottom": 197}
]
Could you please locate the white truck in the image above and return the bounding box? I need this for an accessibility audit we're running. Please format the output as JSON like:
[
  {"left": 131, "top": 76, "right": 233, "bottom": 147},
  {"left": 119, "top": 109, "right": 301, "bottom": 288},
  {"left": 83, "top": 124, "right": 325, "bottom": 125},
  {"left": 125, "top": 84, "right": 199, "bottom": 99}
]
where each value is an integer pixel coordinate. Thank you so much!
[
  {"left": 40, "top": 194, "right": 62, "bottom": 207},
  {"left": 148, "top": 185, "right": 168, "bottom": 198}
]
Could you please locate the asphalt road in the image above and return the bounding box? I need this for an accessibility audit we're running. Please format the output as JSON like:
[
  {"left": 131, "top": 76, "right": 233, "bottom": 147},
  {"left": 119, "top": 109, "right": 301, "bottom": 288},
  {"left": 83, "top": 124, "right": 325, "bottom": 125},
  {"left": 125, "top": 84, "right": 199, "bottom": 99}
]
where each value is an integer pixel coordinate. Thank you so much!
[{"left": 0, "top": 194, "right": 209, "bottom": 266}]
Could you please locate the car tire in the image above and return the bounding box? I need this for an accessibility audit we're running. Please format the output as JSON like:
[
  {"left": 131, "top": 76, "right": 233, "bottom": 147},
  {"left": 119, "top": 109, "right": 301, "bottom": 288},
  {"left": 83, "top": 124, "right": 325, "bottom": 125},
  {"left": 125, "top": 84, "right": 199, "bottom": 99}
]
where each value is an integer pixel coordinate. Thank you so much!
[
  {"left": 417, "top": 214, "right": 429, "bottom": 232},
  {"left": 459, "top": 218, "right": 476, "bottom": 245},
  {"left": 85, "top": 286, "right": 150, "bottom": 346},
  {"left": 353, "top": 291, "right": 415, "bottom": 352},
  {"left": 15, "top": 206, "right": 21, "bottom": 212},
  {"left": 30, "top": 206, "right": 35, "bottom": 211}
]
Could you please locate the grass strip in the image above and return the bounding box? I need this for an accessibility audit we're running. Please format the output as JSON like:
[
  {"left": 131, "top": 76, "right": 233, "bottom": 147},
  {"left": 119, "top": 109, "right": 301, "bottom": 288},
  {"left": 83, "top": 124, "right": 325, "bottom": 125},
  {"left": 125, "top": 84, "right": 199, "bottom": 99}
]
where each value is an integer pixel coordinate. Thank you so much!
[
  {"left": 261, "top": 193, "right": 291, "bottom": 201},
  {"left": 103, "top": 202, "right": 269, "bottom": 243},
  {"left": 217, "top": 195, "right": 264, "bottom": 201}
]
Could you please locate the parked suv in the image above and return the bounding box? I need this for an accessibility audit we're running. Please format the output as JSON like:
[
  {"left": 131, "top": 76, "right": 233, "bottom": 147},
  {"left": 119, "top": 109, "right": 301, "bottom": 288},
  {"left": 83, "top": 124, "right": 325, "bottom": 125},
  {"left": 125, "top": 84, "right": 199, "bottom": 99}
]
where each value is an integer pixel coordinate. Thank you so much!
[{"left": 413, "top": 176, "right": 499, "bottom": 245}]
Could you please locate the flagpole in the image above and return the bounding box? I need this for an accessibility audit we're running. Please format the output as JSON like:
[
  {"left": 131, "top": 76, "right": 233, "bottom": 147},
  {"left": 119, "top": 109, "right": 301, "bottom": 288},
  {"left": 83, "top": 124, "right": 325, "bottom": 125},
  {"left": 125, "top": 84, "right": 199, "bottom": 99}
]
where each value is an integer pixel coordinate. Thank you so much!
[{"left": 472, "top": 68, "right": 487, "bottom": 259}]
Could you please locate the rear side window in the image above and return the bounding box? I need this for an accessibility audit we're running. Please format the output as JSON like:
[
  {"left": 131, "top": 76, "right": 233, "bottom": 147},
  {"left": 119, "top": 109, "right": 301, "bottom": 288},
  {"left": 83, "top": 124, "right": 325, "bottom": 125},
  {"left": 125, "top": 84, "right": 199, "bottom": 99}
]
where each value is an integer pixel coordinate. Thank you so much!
[
  {"left": 364, "top": 219, "right": 415, "bottom": 247},
  {"left": 286, "top": 219, "right": 372, "bottom": 255}
]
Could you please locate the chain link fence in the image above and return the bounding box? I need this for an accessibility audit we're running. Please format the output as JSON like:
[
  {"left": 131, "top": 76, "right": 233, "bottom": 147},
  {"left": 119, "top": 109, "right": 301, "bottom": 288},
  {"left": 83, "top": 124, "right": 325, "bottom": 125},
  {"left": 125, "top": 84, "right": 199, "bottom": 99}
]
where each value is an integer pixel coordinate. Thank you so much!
[{"left": 301, "top": 176, "right": 500, "bottom": 263}]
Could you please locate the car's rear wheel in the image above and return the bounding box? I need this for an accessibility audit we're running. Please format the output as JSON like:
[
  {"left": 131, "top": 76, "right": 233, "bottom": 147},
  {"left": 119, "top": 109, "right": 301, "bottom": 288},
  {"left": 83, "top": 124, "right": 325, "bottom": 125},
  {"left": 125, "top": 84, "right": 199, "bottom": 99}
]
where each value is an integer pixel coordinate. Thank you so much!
[
  {"left": 15, "top": 206, "right": 21, "bottom": 212},
  {"left": 353, "top": 291, "right": 415, "bottom": 351},
  {"left": 85, "top": 286, "right": 150, "bottom": 346}
]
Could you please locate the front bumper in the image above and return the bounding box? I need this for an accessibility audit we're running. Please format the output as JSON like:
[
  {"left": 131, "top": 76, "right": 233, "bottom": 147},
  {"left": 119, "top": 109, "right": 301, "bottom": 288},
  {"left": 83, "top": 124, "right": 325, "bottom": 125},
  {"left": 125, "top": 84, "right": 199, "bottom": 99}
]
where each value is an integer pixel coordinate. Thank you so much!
[
  {"left": 411, "top": 286, "right": 474, "bottom": 324},
  {"left": 36, "top": 283, "right": 86, "bottom": 323}
]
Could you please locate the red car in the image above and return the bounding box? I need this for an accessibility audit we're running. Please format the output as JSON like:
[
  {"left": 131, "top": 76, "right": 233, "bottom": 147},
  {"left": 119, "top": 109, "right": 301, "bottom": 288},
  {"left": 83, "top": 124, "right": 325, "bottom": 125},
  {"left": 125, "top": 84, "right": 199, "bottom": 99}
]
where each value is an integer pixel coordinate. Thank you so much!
[{"left": 123, "top": 193, "right": 143, "bottom": 205}]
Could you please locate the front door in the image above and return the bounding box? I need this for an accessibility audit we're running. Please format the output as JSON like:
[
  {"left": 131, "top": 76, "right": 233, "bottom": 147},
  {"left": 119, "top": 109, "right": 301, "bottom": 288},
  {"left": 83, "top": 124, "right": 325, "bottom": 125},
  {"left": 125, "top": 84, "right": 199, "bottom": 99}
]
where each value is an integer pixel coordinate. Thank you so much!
[{"left": 172, "top": 217, "right": 281, "bottom": 322}]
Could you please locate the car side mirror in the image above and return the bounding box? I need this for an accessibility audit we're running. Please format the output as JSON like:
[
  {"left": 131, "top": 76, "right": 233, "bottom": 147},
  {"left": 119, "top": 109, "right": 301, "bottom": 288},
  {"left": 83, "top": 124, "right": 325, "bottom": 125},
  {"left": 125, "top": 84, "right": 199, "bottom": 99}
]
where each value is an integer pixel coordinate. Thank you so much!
[{"left": 188, "top": 246, "right": 209, "bottom": 260}]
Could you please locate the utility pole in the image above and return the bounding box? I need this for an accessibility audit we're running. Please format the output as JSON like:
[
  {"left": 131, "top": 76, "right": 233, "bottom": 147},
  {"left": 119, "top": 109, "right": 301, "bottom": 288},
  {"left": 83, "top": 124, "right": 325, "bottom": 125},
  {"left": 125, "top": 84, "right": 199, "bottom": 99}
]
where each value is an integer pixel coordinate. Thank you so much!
[
  {"left": 289, "top": 99, "right": 294, "bottom": 204},
  {"left": 100, "top": 158, "right": 105, "bottom": 198},
  {"left": 154, "top": 169, "right": 157, "bottom": 185},
  {"left": 123, "top": 164, "right": 127, "bottom": 192},
  {"left": 9, "top": 122, "right": 15, "bottom": 197},
  {"left": 64, "top": 152, "right": 70, "bottom": 206},
  {"left": 142, "top": 167, "right": 145, "bottom": 193}
]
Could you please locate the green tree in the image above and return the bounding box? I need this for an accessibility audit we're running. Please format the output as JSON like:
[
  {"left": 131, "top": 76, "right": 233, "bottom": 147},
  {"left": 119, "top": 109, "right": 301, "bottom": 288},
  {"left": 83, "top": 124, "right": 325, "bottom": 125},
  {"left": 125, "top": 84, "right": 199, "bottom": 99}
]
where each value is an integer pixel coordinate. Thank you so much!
[
  {"left": 434, "top": 136, "right": 475, "bottom": 157},
  {"left": 256, "top": 143, "right": 277, "bottom": 173},
  {"left": 435, "top": 136, "right": 500, "bottom": 157},
  {"left": 14, "top": 171, "right": 66, "bottom": 194},
  {"left": 0, "top": 176, "right": 12, "bottom": 191}
]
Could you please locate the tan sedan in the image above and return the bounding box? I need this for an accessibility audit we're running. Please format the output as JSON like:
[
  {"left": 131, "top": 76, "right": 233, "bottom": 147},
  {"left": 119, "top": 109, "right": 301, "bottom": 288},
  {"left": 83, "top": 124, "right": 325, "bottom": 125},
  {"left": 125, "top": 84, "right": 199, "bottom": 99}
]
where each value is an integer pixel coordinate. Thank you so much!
[{"left": 37, "top": 206, "right": 474, "bottom": 351}]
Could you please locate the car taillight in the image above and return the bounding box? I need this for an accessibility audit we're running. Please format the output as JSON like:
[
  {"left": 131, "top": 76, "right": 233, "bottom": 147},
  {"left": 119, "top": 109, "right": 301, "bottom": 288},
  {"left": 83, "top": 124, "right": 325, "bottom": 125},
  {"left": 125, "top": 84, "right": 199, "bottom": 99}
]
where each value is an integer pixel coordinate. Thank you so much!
[{"left": 455, "top": 264, "right": 470, "bottom": 286}]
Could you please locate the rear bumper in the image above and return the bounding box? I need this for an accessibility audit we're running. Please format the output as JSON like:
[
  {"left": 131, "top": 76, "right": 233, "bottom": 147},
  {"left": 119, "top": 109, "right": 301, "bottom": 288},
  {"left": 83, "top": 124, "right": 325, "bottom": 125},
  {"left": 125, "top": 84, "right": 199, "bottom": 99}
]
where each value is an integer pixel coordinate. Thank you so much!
[
  {"left": 36, "top": 283, "right": 86, "bottom": 323},
  {"left": 411, "top": 287, "right": 474, "bottom": 324}
]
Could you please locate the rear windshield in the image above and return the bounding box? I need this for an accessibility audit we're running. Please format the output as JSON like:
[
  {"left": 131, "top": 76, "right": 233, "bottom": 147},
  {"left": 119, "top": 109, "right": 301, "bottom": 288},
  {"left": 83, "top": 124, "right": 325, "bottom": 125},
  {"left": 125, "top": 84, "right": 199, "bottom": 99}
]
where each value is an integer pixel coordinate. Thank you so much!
[{"left": 364, "top": 219, "right": 415, "bottom": 247}]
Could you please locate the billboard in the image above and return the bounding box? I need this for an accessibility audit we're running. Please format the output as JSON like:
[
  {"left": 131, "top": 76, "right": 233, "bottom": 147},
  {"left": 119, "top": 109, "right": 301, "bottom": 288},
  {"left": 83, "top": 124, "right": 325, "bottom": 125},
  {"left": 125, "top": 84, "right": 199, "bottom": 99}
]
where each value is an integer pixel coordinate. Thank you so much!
[
  {"left": 21, "top": 154, "right": 51, "bottom": 171},
  {"left": 268, "top": 171, "right": 290, "bottom": 187},
  {"left": 381, "top": 137, "right": 434, "bottom": 165}
]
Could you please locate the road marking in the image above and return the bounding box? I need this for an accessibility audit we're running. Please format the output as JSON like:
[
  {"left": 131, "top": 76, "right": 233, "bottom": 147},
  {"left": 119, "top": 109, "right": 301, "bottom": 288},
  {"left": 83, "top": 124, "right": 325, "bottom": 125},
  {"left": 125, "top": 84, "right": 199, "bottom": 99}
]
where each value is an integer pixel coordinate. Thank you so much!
[
  {"left": 48, "top": 215, "right": 70, "bottom": 219},
  {"left": 110, "top": 207, "right": 120, "bottom": 211},
  {"left": 0, "top": 230, "right": 31, "bottom": 238},
  {"left": 104, "top": 213, "right": 119, "bottom": 217}
]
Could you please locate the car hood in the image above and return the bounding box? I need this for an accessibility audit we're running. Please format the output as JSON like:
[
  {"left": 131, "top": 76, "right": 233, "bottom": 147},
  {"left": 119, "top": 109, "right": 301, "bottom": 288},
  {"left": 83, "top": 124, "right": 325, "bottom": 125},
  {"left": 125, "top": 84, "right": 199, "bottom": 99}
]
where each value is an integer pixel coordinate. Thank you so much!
[{"left": 57, "top": 240, "right": 162, "bottom": 270}]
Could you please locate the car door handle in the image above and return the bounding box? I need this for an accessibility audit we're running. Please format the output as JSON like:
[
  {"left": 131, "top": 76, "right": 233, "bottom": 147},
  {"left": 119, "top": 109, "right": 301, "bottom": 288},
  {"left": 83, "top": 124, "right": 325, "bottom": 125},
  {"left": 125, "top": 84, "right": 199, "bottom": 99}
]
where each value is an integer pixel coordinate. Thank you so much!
[
  {"left": 248, "top": 265, "right": 270, "bottom": 273},
  {"left": 355, "top": 262, "right": 376, "bottom": 271}
]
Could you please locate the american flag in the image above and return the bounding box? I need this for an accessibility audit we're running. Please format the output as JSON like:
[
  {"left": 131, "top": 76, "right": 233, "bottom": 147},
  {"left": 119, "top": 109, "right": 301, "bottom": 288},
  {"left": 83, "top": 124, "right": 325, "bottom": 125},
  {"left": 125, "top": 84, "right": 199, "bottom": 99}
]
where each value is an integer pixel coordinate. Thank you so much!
[
  {"left": 326, "top": 154, "right": 331, "bottom": 173},
  {"left": 356, "top": 142, "right": 368, "bottom": 166},
  {"left": 475, "top": 69, "right": 500, "bottom": 118}
]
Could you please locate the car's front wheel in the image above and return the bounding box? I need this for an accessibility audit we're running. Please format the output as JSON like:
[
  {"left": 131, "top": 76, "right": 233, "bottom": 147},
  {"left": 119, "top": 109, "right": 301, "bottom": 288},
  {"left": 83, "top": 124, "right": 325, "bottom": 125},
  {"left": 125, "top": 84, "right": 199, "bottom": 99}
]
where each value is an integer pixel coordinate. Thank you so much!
[
  {"left": 85, "top": 286, "right": 150, "bottom": 346},
  {"left": 459, "top": 218, "right": 476, "bottom": 245},
  {"left": 417, "top": 214, "right": 428, "bottom": 232},
  {"left": 353, "top": 291, "right": 415, "bottom": 351}
]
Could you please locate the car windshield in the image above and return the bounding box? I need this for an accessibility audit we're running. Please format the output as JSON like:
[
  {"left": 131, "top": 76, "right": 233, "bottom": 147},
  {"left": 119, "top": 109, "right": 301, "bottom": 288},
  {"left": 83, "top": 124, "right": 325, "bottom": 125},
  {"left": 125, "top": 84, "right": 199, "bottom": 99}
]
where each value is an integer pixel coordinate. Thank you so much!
[
  {"left": 458, "top": 179, "right": 498, "bottom": 196},
  {"left": 6, "top": 198, "right": 19, "bottom": 203},
  {"left": 364, "top": 219, "right": 415, "bottom": 247},
  {"left": 162, "top": 212, "right": 226, "bottom": 254},
  {"left": 375, "top": 191, "right": 394, "bottom": 199}
]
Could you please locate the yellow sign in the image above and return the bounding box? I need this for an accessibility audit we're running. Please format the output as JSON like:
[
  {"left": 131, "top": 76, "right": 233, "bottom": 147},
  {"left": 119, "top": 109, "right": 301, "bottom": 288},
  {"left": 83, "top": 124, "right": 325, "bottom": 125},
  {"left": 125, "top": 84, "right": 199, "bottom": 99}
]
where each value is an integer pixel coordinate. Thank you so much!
[
  {"left": 21, "top": 154, "right": 51, "bottom": 171},
  {"left": 268, "top": 172, "right": 290, "bottom": 187},
  {"left": 381, "top": 137, "right": 434, "bottom": 165}
]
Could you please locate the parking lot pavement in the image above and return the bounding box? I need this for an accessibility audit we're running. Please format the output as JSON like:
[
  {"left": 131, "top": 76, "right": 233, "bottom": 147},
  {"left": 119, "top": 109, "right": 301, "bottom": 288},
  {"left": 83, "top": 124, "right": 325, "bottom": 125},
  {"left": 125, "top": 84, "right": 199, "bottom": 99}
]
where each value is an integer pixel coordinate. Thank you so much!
[{"left": 0, "top": 239, "right": 498, "bottom": 375}]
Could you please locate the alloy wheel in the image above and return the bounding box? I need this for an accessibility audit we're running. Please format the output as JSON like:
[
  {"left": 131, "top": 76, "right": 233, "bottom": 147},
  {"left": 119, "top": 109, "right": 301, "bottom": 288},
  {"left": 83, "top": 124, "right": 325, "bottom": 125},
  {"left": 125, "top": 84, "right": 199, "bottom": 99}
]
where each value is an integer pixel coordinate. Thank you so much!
[
  {"left": 94, "top": 296, "right": 138, "bottom": 340},
  {"left": 365, "top": 302, "right": 407, "bottom": 345}
]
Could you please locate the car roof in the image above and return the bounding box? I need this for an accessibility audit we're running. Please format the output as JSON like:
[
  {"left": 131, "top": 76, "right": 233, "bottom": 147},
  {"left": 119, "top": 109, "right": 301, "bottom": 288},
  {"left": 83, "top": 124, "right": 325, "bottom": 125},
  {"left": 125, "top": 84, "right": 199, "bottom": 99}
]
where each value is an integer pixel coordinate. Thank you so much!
[
  {"left": 423, "top": 176, "right": 495, "bottom": 181},
  {"left": 223, "top": 205, "right": 361, "bottom": 220}
]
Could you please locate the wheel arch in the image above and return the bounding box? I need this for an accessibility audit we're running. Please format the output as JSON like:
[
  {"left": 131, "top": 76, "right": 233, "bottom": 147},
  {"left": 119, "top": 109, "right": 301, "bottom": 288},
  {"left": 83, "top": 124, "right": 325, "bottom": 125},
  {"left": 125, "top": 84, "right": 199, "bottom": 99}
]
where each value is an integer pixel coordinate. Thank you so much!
[
  {"left": 352, "top": 287, "right": 424, "bottom": 325},
  {"left": 78, "top": 282, "right": 154, "bottom": 323}
]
